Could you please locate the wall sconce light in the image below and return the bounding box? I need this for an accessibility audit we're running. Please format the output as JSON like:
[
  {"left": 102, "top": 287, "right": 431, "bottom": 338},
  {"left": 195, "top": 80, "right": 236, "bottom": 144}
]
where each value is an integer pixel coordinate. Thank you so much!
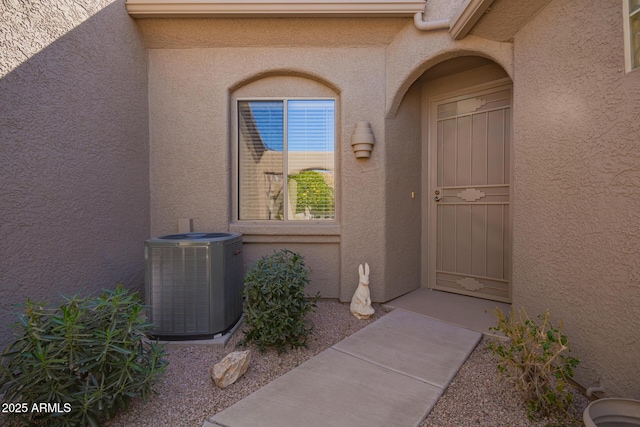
[{"left": 351, "top": 121, "right": 375, "bottom": 159}]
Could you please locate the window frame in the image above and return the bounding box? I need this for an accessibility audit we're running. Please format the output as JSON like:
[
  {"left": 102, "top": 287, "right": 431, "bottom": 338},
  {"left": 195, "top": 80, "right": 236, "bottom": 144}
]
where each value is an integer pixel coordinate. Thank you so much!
[
  {"left": 233, "top": 96, "right": 338, "bottom": 225},
  {"left": 624, "top": 0, "right": 640, "bottom": 72}
]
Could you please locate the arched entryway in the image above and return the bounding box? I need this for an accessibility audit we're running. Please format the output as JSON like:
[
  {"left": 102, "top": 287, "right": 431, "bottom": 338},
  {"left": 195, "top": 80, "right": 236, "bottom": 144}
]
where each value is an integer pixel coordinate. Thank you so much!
[
  {"left": 385, "top": 55, "right": 513, "bottom": 331},
  {"left": 419, "top": 56, "right": 512, "bottom": 303}
]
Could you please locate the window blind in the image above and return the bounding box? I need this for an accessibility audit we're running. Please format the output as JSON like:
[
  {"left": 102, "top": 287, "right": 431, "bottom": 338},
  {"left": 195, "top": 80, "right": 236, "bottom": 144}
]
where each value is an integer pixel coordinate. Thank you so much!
[
  {"left": 287, "top": 100, "right": 335, "bottom": 220},
  {"left": 238, "top": 99, "right": 335, "bottom": 221}
]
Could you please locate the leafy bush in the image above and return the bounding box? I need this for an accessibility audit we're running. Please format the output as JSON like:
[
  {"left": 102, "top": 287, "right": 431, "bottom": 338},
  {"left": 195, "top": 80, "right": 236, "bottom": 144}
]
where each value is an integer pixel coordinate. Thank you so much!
[
  {"left": 0, "top": 284, "right": 168, "bottom": 427},
  {"left": 488, "top": 308, "right": 580, "bottom": 424},
  {"left": 242, "top": 249, "right": 320, "bottom": 352}
]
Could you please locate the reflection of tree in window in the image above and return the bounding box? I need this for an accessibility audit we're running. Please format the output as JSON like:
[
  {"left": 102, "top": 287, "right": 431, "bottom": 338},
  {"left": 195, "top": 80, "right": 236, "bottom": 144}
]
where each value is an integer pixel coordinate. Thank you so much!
[{"left": 288, "top": 170, "right": 334, "bottom": 219}]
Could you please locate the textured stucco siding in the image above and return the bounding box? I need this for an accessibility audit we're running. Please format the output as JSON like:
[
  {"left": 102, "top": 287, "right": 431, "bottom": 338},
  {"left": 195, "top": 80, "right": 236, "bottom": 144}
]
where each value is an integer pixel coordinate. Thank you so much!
[
  {"left": 385, "top": 29, "right": 513, "bottom": 118},
  {"left": 0, "top": 1, "right": 149, "bottom": 347},
  {"left": 147, "top": 34, "right": 391, "bottom": 303},
  {"left": 3, "top": 0, "right": 638, "bottom": 403},
  {"left": 383, "top": 84, "right": 422, "bottom": 301},
  {"left": 513, "top": 0, "right": 640, "bottom": 398},
  {"left": 145, "top": 12, "right": 517, "bottom": 303}
]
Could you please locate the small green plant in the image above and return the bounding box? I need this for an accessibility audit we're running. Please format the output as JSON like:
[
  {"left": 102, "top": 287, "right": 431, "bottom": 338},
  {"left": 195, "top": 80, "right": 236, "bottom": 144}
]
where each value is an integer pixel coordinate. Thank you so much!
[
  {"left": 242, "top": 249, "right": 320, "bottom": 352},
  {"left": 0, "top": 284, "right": 168, "bottom": 427},
  {"left": 488, "top": 307, "right": 580, "bottom": 424}
]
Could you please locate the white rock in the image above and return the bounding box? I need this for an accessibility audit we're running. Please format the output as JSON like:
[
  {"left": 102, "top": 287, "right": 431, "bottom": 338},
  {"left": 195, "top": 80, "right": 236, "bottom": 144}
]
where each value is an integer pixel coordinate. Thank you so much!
[{"left": 211, "top": 350, "right": 251, "bottom": 389}]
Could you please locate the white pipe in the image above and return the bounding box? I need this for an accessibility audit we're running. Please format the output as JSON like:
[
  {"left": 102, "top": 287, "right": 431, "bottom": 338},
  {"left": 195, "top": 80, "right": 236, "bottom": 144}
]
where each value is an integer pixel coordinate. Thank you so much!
[
  {"left": 413, "top": 12, "right": 450, "bottom": 31},
  {"left": 586, "top": 386, "right": 606, "bottom": 397}
]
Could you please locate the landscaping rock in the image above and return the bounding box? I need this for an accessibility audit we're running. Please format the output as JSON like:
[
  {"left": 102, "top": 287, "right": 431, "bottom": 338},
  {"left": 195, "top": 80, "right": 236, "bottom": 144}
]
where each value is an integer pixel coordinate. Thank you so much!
[{"left": 211, "top": 350, "right": 251, "bottom": 389}]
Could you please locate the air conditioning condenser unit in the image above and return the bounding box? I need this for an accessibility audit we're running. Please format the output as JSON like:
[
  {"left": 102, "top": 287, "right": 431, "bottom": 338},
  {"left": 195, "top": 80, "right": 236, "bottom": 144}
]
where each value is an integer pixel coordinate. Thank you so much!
[{"left": 144, "top": 232, "right": 243, "bottom": 340}]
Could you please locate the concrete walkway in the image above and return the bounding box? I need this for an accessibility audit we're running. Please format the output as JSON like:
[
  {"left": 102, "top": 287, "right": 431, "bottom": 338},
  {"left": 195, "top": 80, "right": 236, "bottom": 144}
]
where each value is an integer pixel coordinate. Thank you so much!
[
  {"left": 383, "top": 288, "right": 510, "bottom": 336},
  {"left": 204, "top": 309, "right": 481, "bottom": 427}
]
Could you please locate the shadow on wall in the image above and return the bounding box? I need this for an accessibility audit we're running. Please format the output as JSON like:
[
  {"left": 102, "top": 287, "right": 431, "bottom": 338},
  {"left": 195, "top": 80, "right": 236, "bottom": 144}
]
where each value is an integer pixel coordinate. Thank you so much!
[{"left": 0, "top": 0, "right": 149, "bottom": 349}]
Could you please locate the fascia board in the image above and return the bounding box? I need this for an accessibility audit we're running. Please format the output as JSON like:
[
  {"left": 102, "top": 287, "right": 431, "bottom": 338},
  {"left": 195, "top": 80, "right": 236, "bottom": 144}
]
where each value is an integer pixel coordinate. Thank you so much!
[
  {"left": 449, "top": 0, "right": 495, "bottom": 40},
  {"left": 125, "top": 0, "right": 427, "bottom": 18}
]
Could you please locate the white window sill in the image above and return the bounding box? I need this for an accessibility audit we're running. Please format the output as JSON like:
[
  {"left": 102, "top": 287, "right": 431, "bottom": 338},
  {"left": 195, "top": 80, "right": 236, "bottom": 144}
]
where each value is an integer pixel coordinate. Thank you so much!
[
  {"left": 125, "top": 0, "right": 426, "bottom": 18},
  {"left": 229, "top": 222, "right": 340, "bottom": 243},
  {"left": 625, "top": 65, "right": 640, "bottom": 75}
]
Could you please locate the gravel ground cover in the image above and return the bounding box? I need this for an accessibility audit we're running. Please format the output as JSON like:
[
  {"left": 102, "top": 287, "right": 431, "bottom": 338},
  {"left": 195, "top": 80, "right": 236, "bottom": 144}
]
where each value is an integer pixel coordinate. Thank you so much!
[
  {"left": 421, "top": 336, "right": 589, "bottom": 427},
  {"left": 105, "top": 300, "right": 588, "bottom": 427},
  {"left": 2, "top": 300, "right": 588, "bottom": 426},
  {"left": 105, "top": 300, "right": 388, "bottom": 427}
]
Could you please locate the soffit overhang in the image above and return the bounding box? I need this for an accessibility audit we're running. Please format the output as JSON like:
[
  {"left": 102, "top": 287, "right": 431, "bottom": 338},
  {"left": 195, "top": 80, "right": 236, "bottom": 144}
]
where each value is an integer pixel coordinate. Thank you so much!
[
  {"left": 125, "top": 0, "right": 426, "bottom": 18},
  {"left": 466, "top": 0, "right": 553, "bottom": 42},
  {"left": 126, "top": 0, "right": 554, "bottom": 42},
  {"left": 449, "top": 0, "right": 494, "bottom": 40}
]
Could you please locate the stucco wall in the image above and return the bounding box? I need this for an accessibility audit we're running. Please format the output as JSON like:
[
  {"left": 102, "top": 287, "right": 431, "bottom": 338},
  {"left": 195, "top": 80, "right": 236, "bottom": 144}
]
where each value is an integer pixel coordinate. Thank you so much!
[
  {"left": 513, "top": 0, "right": 640, "bottom": 398},
  {"left": 385, "top": 29, "right": 513, "bottom": 118},
  {"left": 146, "top": 23, "right": 395, "bottom": 301},
  {"left": 383, "top": 84, "right": 422, "bottom": 300},
  {"left": 0, "top": 1, "right": 149, "bottom": 347},
  {"left": 145, "top": 13, "right": 517, "bottom": 303}
]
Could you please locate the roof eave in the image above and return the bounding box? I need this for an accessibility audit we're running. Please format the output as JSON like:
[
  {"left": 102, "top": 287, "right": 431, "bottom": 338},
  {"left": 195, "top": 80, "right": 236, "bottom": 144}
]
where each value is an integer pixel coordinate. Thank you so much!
[
  {"left": 448, "top": 0, "right": 495, "bottom": 40},
  {"left": 125, "top": 0, "right": 427, "bottom": 18}
]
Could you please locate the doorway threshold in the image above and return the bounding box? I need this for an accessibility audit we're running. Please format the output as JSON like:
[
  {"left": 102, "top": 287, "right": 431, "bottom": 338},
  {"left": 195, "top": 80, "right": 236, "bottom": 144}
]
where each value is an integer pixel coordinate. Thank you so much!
[{"left": 383, "top": 288, "right": 510, "bottom": 337}]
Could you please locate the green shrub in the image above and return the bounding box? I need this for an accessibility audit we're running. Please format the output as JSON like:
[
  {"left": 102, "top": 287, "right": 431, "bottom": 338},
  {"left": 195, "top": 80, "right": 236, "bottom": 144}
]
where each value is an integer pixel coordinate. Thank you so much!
[
  {"left": 242, "top": 249, "right": 320, "bottom": 352},
  {"left": 0, "top": 284, "right": 168, "bottom": 427},
  {"left": 488, "top": 308, "right": 580, "bottom": 424}
]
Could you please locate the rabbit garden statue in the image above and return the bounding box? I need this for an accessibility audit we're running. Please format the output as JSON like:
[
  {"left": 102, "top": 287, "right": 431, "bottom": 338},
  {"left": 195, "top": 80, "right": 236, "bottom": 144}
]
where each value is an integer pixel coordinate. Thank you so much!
[{"left": 350, "top": 263, "right": 375, "bottom": 320}]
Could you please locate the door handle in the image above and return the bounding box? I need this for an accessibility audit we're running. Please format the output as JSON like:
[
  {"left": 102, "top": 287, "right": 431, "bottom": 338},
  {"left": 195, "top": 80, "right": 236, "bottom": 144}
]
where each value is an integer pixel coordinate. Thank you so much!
[{"left": 434, "top": 189, "right": 441, "bottom": 202}]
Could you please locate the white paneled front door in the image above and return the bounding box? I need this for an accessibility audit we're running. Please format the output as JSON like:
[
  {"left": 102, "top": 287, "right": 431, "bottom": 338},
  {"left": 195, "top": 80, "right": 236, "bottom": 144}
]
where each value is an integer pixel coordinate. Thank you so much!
[{"left": 429, "top": 84, "right": 512, "bottom": 302}]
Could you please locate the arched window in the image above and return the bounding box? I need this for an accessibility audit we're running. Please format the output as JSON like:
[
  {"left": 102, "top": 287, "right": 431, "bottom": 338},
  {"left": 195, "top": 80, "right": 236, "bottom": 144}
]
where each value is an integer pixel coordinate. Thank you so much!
[{"left": 232, "top": 75, "right": 338, "bottom": 222}]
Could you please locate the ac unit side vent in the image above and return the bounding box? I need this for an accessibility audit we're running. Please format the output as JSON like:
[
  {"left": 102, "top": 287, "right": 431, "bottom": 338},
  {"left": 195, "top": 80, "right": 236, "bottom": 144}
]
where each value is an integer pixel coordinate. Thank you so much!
[{"left": 145, "top": 232, "right": 243, "bottom": 340}]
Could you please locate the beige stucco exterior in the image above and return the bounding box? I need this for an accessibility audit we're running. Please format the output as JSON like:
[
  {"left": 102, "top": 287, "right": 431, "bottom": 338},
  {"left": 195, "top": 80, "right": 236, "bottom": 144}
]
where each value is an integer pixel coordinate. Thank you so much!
[
  {"left": 144, "top": 10, "right": 515, "bottom": 303},
  {"left": 1, "top": 0, "right": 638, "bottom": 399},
  {"left": 0, "top": 0, "right": 149, "bottom": 347},
  {"left": 511, "top": 0, "right": 640, "bottom": 401}
]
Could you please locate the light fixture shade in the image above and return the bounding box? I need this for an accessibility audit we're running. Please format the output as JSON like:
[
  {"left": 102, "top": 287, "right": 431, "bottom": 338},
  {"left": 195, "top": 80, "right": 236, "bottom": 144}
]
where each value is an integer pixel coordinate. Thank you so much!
[{"left": 351, "top": 121, "right": 375, "bottom": 158}]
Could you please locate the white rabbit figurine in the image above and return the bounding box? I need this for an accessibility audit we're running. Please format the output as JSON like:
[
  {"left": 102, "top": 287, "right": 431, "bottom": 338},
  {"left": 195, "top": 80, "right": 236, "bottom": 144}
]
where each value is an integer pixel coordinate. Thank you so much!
[{"left": 350, "top": 263, "right": 375, "bottom": 320}]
